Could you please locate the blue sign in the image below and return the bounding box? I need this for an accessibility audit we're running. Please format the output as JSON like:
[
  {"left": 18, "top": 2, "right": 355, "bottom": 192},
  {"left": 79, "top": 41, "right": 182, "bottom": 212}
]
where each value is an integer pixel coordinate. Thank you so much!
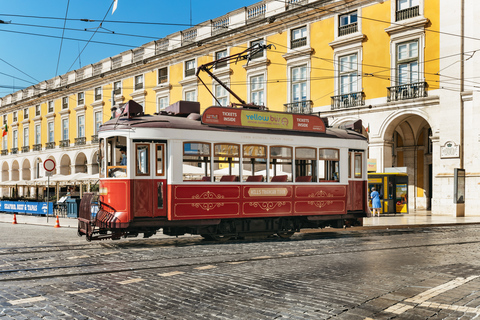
[{"left": 0, "top": 201, "right": 53, "bottom": 215}]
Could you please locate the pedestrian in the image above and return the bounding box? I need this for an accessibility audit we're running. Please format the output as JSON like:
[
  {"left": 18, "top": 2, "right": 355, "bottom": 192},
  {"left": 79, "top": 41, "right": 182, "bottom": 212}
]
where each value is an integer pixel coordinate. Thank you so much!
[
  {"left": 120, "top": 147, "right": 127, "bottom": 165},
  {"left": 370, "top": 187, "right": 381, "bottom": 217}
]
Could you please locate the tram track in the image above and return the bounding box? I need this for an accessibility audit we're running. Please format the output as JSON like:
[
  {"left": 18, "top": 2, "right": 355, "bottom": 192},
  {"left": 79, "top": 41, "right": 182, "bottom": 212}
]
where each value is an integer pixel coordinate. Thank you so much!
[{"left": 1, "top": 235, "right": 480, "bottom": 283}]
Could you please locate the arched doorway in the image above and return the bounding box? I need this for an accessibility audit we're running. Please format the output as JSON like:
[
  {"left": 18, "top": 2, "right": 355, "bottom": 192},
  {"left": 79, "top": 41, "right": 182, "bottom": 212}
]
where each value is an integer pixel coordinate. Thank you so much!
[
  {"left": 74, "top": 152, "right": 88, "bottom": 173},
  {"left": 382, "top": 114, "right": 433, "bottom": 211}
]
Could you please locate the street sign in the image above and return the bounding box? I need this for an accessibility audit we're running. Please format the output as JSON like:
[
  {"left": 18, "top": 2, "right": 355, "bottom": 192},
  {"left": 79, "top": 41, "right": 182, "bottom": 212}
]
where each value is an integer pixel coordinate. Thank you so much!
[
  {"left": 45, "top": 171, "right": 53, "bottom": 177},
  {"left": 44, "top": 159, "right": 56, "bottom": 172}
]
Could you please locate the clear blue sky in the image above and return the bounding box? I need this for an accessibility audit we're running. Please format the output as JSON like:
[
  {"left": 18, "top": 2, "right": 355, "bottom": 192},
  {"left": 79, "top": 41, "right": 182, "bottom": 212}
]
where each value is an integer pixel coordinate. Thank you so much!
[{"left": 0, "top": 0, "right": 259, "bottom": 96}]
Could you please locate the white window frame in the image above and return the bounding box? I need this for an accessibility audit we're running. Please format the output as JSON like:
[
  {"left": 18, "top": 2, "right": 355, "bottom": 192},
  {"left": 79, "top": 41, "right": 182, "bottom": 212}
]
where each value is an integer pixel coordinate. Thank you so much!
[
  {"left": 77, "top": 92, "right": 85, "bottom": 106},
  {"left": 338, "top": 52, "right": 360, "bottom": 95},
  {"left": 13, "top": 111, "right": 18, "bottom": 123},
  {"left": 157, "top": 96, "right": 169, "bottom": 112},
  {"left": 23, "top": 108, "right": 29, "bottom": 119},
  {"left": 23, "top": 127, "right": 29, "bottom": 147},
  {"left": 249, "top": 74, "right": 266, "bottom": 106},
  {"left": 391, "top": 0, "right": 424, "bottom": 22},
  {"left": 62, "top": 118, "right": 69, "bottom": 141},
  {"left": 35, "top": 124, "right": 41, "bottom": 145},
  {"left": 2, "top": 135, "right": 7, "bottom": 150},
  {"left": 290, "top": 25, "right": 308, "bottom": 49},
  {"left": 113, "top": 81, "right": 122, "bottom": 95},
  {"left": 13, "top": 130, "right": 18, "bottom": 148},
  {"left": 287, "top": 24, "right": 311, "bottom": 53},
  {"left": 390, "top": 33, "right": 424, "bottom": 86},
  {"left": 289, "top": 64, "right": 309, "bottom": 103},
  {"left": 94, "top": 111, "right": 102, "bottom": 135},
  {"left": 94, "top": 87, "right": 102, "bottom": 101},
  {"left": 77, "top": 115, "right": 85, "bottom": 138},
  {"left": 157, "top": 67, "right": 168, "bottom": 84},
  {"left": 134, "top": 74, "right": 144, "bottom": 91},
  {"left": 47, "top": 121, "right": 54, "bottom": 143},
  {"left": 215, "top": 49, "right": 228, "bottom": 69},
  {"left": 184, "top": 89, "right": 197, "bottom": 102},
  {"left": 213, "top": 82, "right": 229, "bottom": 106},
  {"left": 62, "top": 96, "right": 69, "bottom": 109},
  {"left": 47, "top": 101, "right": 54, "bottom": 113},
  {"left": 184, "top": 59, "right": 196, "bottom": 78}
]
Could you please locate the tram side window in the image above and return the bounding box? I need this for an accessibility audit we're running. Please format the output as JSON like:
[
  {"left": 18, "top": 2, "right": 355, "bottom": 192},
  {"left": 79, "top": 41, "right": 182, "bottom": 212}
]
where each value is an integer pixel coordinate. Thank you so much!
[
  {"left": 183, "top": 142, "right": 211, "bottom": 181},
  {"left": 107, "top": 136, "right": 128, "bottom": 178},
  {"left": 319, "top": 148, "right": 339, "bottom": 182},
  {"left": 270, "top": 146, "right": 293, "bottom": 182},
  {"left": 295, "top": 147, "right": 316, "bottom": 182},
  {"left": 243, "top": 145, "right": 267, "bottom": 182},
  {"left": 214, "top": 144, "right": 240, "bottom": 182},
  {"left": 136, "top": 144, "right": 150, "bottom": 176},
  {"left": 155, "top": 144, "right": 164, "bottom": 176},
  {"left": 354, "top": 152, "right": 362, "bottom": 178},
  {"left": 99, "top": 138, "right": 105, "bottom": 178}
]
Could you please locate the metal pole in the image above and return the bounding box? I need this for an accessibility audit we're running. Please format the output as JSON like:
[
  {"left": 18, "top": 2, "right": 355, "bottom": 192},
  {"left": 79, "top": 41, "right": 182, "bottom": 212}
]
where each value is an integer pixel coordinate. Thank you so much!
[{"left": 47, "top": 175, "right": 50, "bottom": 223}]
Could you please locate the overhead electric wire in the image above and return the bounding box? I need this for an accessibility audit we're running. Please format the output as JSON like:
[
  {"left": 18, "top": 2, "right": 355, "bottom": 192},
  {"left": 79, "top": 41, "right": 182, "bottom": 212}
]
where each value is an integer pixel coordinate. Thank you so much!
[
  {"left": 55, "top": 0, "right": 71, "bottom": 77},
  {"left": 0, "top": 57, "right": 40, "bottom": 83}
]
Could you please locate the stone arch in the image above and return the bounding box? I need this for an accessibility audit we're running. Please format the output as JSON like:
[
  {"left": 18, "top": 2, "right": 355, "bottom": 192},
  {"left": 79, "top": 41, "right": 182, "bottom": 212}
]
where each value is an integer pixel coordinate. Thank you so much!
[
  {"left": 21, "top": 158, "right": 31, "bottom": 181},
  {"left": 59, "top": 154, "right": 72, "bottom": 175},
  {"left": 74, "top": 152, "right": 88, "bottom": 173},
  {"left": 1, "top": 161, "right": 9, "bottom": 182},
  {"left": 11, "top": 160, "right": 20, "bottom": 181},
  {"left": 91, "top": 150, "right": 99, "bottom": 174}
]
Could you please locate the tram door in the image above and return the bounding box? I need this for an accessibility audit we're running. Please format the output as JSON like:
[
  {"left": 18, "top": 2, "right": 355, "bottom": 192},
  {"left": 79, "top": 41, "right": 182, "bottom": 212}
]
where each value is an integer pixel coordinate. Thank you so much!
[{"left": 133, "top": 142, "right": 167, "bottom": 218}]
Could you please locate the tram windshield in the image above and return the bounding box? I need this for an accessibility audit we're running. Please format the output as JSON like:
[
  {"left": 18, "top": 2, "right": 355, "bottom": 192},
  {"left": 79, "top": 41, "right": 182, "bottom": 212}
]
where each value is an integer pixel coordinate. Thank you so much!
[{"left": 100, "top": 136, "right": 128, "bottom": 178}]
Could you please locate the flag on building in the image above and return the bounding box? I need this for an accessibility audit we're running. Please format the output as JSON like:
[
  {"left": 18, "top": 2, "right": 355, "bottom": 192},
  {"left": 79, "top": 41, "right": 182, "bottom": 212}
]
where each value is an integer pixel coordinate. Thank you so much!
[
  {"left": 2, "top": 124, "right": 7, "bottom": 137},
  {"left": 112, "top": 0, "right": 118, "bottom": 14}
]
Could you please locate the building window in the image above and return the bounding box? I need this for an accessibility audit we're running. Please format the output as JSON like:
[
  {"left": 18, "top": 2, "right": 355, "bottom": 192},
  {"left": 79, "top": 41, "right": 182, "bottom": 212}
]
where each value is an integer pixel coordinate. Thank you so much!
[
  {"left": 13, "top": 130, "right": 18, "bottom": 148},
  {"left": 339, "top": 54, "right": 358, "bottom": 94},
  {"left": 250, "top": 75, "right": 265, "bottom": 106},
  {"left": 23, "top": 127, "right": 29, "bottom": 147},
  {"left": 23, "top": 108, "right": 29, "bottom": 119},
  {"left": 397, "top": 40, "right": 418, "bottom": 85},
  {"left": 113, "top": 81, "right": 122, "bottom": 95},
  {"left": 291, "top": 26, "right": 307, "bottom": 49},
  {"left": 35, "top": 105, "right": 40, "bottom": 116},
  {"left": 185, "top": 59, "right": 196, "bottom": 77},
  {"left": 48, "top": 101, "right": 54, "bottom": 113},
  {"left": 396, "top": 0, "right": 419, "bottom": 21},
  {"left": 157, "top": 96, "right": 169, "bottom": 112},
  {"left": 2, "top": 135, "right": 7, "bottom": 150},
  {"left": 185, "top": 90, "right": 196, "bottom": 102},
  {"left": 13, "top": 111, "right": 17, "bottom": 123},
  {"left": 158, "top": 67, "right": 168, "bottom": 84},
  {"left": 291, "top": 65, "right": 307, "bottom": 102},
  {"left": 61, "top": 97, "right": 68, "bottom": 109},
  {"left": 95, "top": 111, "right": 102, "bottom": 135},
  {"left": 215, "top": 50, "right": 228, "bottom": 69},
  {"left": 3, "top": 115, "right": 7, "bottom": 125},
  {"left": 134, "top": 75, "right": 144, "bottom": 90},
  {"left": 48, "top": 122, "right": 54, "bottom": 143},
  {"left": 339, "top": 11, "right": 358, "bottom": 36},
  {"left": 94, "top": 87, "right": 102, "bottom": 101},
  {"left": 62, "top": 118, "right": 69, "bottom": 141},
  {"left": 78, "top": 115, "right": 85, "bottom": 138},
  {"left": 35, "top": 124, "right": 41, "bottom": 145},
  {"left": 250, "top": 39, "right": 264, "bottom": 60},
  {"left": 214, "top": 84, "right": 228, "bottom": 106},
  {"left": 77, "top": 92, "right": 85, "bottom": 105}
]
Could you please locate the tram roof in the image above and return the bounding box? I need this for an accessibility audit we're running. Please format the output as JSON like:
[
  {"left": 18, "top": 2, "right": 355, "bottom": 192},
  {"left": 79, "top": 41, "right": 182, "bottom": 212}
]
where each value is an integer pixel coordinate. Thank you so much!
[{"left": 100, "top": 113, "right": 366, "bottom": 141}]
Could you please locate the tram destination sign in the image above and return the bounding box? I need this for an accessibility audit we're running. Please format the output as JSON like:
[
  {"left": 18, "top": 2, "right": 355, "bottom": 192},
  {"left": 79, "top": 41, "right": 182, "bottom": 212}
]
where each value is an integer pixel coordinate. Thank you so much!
[{"left": 201, "top": 107, "right": 326, "bottom": 133}]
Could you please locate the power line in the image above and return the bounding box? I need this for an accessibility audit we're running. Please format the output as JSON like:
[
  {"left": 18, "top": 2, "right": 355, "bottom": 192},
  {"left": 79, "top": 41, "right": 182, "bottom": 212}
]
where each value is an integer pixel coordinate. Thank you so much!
[
  {"left": 0, "top": 57, "right": 40, "bottom": 83},
  {"left": 55, "top": 0, "right": 71, "bottom": 77}
]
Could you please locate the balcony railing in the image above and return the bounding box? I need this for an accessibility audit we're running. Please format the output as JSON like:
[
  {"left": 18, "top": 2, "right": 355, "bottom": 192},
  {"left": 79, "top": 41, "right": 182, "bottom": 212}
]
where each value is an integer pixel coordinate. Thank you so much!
[
  {"left": 338, "top": 22, "right": 358, "bottom": 37},
  {"left": 60, "top": 139, "right": 70, "bottom": 148},
  {"left": 185, "top": 68, "right": 195, "bottom": 77},
  {"left": 1, "top": 149, "right": 8, "bottom": 156},
  {"left": 91, "top": 134, "right": 99, "bottom": 144},
  {"left": 331, "top": 92, "right": 365, "bottom": 110},
  {"left": 291, "top": 37, "right": 307, "bottom": 49},
  {"left": 11, "top": 147, "right": 18, "bottom": 155},
  {"left": 21, "top": 146, "right": 30, "bottom": 153},
  {"left": 387, "top": 82, "right": 427, "bottom": 102},
  {"left": 283, "top": 100, "right": 313, "bottom": 114},
  {"left": 247, "top": 3, "right": 266, "bottom": 21},
  {"left": 33, "top": 144, "right": 42, "bottom": 151},
  {"left": 396, "top": 5, "right": 419, "bottom": 21},
  {"left": 134, "top": 82, "right": 144, "bottom": 90},
  {"left": 75, "top": 137, "right": 86, "bottom": 146},
  {"left": 46, "top": 142, "right": 55, "bottom": 150}
]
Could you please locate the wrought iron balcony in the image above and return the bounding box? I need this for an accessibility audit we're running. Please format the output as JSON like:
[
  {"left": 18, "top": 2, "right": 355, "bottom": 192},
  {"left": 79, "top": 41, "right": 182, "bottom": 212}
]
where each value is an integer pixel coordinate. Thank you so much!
[
  {"left": 75, "top": 137, "right": 86, "bottom": 146},
  {"left": 33, "top": 144, "right": 42, "bottom": 151},
  {"left": 91, "top": 134, "right": 99, "bottom": 144},
  {"left": 291, "top": 37, "right": 307, "bottom": 49},
  {"left": 60, "top": 139, "right": 70, "bottom": 148},
  {"left": 1, "top": 149, "right": 8, "bottom": 156},
  {"left": 338, "top": 22, "right": 358, "bottom": 37},
  {"left": 387, "top": 82, "right": 427, "bottom": 102},
  {"left": 184, "top": 68, "right": 195, "bottom": 77},
  {"left": 21, "top": 146, "right": 30, "bottom": 153},
  {"left": 11, "top": 147, "right": 18, "bottom": 155},
  {"left": 396, "top": 5, "right": 419, "bottom": 21},
  {"left": 46, "top": 142, "right": 55, "bottom": 150},
  {"left": 331, "top": 92, "right": 365, "bottom": 110},
  {"left": 283, "top": 100, "right": 313, "bottom": 114}
]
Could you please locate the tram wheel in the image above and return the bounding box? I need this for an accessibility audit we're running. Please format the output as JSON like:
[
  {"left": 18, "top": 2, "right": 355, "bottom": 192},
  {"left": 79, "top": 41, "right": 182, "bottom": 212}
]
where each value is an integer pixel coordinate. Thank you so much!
[
  {"left": 277, "top": 231, "right": 295, "bottom": 239},
  {"left": 201, "top": 234, "right": 231, "bottom": 242}
]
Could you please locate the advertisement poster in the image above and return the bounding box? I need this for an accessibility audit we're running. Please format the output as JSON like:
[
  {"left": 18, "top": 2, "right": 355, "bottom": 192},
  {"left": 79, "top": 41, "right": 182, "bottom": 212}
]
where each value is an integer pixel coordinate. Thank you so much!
[{"left": 395, "top": 184, "right": 407, "bottom": 213}]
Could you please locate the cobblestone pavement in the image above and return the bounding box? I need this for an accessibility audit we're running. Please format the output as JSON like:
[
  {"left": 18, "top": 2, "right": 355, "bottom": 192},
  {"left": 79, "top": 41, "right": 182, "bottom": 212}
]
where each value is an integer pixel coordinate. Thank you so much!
[{"left": 1, "top": 224, "right": 480, "bottom": 319}]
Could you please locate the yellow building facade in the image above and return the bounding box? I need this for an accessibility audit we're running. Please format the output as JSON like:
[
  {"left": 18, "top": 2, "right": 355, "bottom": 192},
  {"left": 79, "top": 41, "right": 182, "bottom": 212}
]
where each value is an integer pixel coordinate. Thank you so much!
[{"left": 0, "top": 0, "right": 478, "bottom": 217}]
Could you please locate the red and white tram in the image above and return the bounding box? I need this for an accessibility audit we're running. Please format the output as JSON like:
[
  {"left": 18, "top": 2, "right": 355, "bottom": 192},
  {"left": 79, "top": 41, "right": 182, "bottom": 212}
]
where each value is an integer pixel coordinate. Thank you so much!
[{"left": 78, "top": 100, "right": 369, "bottom": 241}]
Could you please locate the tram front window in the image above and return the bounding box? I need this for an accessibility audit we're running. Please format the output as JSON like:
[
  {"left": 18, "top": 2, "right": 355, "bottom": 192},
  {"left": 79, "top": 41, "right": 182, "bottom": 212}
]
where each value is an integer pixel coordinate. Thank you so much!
[
  {"left": 183, "top": 142, "right": 211, "bottom": 181},
  {"left": 106, "top": 136, "right": 128, "bottom": 178}
]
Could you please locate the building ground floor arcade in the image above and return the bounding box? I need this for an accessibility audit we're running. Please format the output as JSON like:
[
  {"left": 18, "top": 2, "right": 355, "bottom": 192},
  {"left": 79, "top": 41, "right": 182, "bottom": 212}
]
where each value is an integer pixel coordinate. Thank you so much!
[{"left": 320, "top": 91, "right": 480, "bottom": 217}]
